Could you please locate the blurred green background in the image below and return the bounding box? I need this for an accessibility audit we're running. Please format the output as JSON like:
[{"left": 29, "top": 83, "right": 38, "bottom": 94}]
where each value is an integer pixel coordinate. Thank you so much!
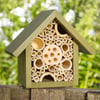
[{"left": 0, "top": 0, "right": 100, "bottom": 89}]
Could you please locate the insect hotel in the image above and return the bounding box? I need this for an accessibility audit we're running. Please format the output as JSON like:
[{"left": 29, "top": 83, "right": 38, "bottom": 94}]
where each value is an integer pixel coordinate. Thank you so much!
[{"left": 5, "top": 10, "right": 95, "bottom": 88}]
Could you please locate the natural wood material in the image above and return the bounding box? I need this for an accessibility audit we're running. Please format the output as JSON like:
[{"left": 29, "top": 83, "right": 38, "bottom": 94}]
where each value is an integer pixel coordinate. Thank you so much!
[
  {"left": 31, "top": 20, "right": 74, "bottom": 86},
  {"left": 0, "top": 85, "right": 100, "bottom": 100}
]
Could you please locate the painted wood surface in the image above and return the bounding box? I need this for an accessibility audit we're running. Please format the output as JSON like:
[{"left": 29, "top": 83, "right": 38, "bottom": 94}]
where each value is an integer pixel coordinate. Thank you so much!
[
  {"left": 73, "top": 42, "right": 79, "bottom": 85},
  {"left": 0, "top": 85, "right": 100, "bottom": 100}
]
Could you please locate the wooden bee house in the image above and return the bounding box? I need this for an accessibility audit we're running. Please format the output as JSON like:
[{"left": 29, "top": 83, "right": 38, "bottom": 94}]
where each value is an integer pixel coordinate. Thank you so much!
[{"left": 5, "top": 10, "right": 95, "bottom": 88}]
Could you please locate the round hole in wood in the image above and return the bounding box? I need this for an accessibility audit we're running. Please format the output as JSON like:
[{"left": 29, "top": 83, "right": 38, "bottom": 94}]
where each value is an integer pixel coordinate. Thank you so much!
[
  {"left": 53, "top": 47, "right": 57, "bottom": 51},
  {"left": 47, "top": 24, "right": 52, "bottom": 28},
  {"left": 58, "top": 53, "right": 60, "bottom": 56},
  {"left": 54, "top": 58, "right": 57, "bottom": 62},
  {"left": 62, "top": 60, "right": 70, "bottom": 69},
  {"left": 48, "top": 48, "right": 50, "bottom": 51},
  {"left": 35, "top": 59, "right": 43, "bottom": 68},
  {"left": 58, "top": 75, "right": 62, "bottom": 80},
  {"left": 32, "top": 37, "right": 44, "bottom": 50},
  {"left": 62, "top": 44, "right": 68, "bottom": 51},
  {"left": 48, "top": 60, "right": 51, "bottom": 63},
  {"left": 50, "top": 53, "right": 54, "bottom": 57},
  {"left": 49, "top": 66, "right": 55, "bottom": 71},
  {"left": 44, "top": 54, "right": 48, "bottom": 58}
]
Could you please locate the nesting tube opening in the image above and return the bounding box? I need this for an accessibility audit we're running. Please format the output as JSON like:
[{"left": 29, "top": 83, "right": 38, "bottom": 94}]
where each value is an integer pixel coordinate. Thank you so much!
[
  {"left": 62, "top": 44, "right": 69, "bottom": 52},
  {"left": 34, "top": 58, "right": 44, "bottom": 69},
  {"left": 40, "top": 72, "right": 56, "bottom": 82},
  {"left": 31, "top": 37, "right": 44, "bottom": 50},
  {"left": 61, "top": 59, "right": 72, "bottom": 70}
]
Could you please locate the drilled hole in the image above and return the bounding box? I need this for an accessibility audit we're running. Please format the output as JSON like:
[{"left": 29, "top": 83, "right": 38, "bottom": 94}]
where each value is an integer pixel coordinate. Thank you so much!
[
  {"left": 32, "top": 37, "right": 44, "bottom": 50},
  {"left": 54, "top": 58, "right": 57, "bottom": 62},
  {"left": 48, "top": 60, "right": 51, "bottom": 63},
  {"left": 35, "top": 59, "right": 43, "bottom": 67},
  {"left": 48, "top": 48, "right": 50, "bottom": 51},
  {"left": 49, "top": 66, "right": 55, "bottom": 71},
  {"left": 53, "top": 47, "right": 57, "bottom": 51},
  {"left": 58, "top": 75, "right": 62, "bottom": 80},
  {"left": 58, "top": 53, "right": 60, "bottom": 56},
  {"left": 62, "top": 44, "right": 68, "bottom": 51},
  {"left": 62, "top": 60, "right": 70, "bottom": 69},
  {"left": 42, "top": 75, "right": 54, "bottom": 82},
  {"left": 44, "top": 54, "right": 48, "bottom": 58},
  {"left": 50, "top": 53, "right": 54, "bottom": 57}
]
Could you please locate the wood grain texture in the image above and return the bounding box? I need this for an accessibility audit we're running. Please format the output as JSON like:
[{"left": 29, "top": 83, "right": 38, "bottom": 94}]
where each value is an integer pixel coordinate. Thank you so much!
[
  {"left": 65, "top": 88, "right": 88, "bottom": 100},
  {"left": 0, "top": 86, "right": 100, "bottom": 100},
  {"left": 0, "top": 86, "right": 10, "bottom": 100},
  {"left": 5, "top": 10, "right": 95, "bottom": 57},
  {"left": 10, "top": 86, "right": 30, "bottom": 100},
  {"left": 73, "top": 42, "right": 79, "bottom": 85},
  {"left": 31, "top": 88, "right": 65, "bottom": 100},
  {"left": 31, "top": 81, "right": 73, "bottom": 88},
  {"left": 88, "top": 92, "right": 100, "bottom": 100},
  {"left": 18, "top": 44, "right": 31, "bottom": 88}
]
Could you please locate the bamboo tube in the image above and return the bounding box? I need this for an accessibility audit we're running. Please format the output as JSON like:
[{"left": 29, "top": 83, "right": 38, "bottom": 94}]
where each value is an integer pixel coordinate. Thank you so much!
[
  {"left": 31, "top": 50, "right": 37, "bottom": 57},
  {"left": 40, "top": 68, "right": 45, "bottom": 74},
  {"left": 48, "top": 65, "right": 55, "bottom": 72},
  {"left": 31, "top": 67, "right": 36, "bottom": 73},
  {"left": 55, "top": 39, "right": 62, "bottom": 46},
  {"left": 33, "top": 76, "right": 40, "bottom": 83},
  {"left": 55, "top": 65, "right": 60, "bottom": 70},
  {"left": 57, "top": 74, "right": 64, "bottom": 81},
  {"left": 34, "top": 58, "right": 44, "bottom": 69},
  {"left": 64, "top": 77, "right": 68, "bottom": 81},
  {"left": 40, "top": 72, "right": 56, "bottom": 82},
  {"left": 61, "top": 43, "right": 69, "bottom": 52},
  {"left": 31, "top": 37, "right": 44, "bottom": 50},
  {"left": 55, "top": 23, "right": 68, "bottom": 37},
  {"left": 60, "top": 59, "right": 72, "bottom": 70},
  {"left": 47, "top": 22, "right": 53, "bottom": 29},
  {"left": 59, "top": 70, "right": 64, "bottom": 74},
  {"left": 38, "top": 31, "right": 45, "bottom": 37},
  {"left": 31, "top": 56, "right": 36, "bottom": 61},
  {"left": 44, "top": 65, "right": 48, "bottom": 70},
  {"left": 54, "top": 69, "right": 60, "bottom": 75},
  {"left": 64, "top": 70, "right": 68, "bottom": 76},
  {"left": 35, "top": 71, "right": 41, "bottom": 77},
  {"left": 43, "top": 45, "right": 62, "bottom": 65},
  {"left": 67, "top": 39, "right": 73, "bottom": 45},
  {"left": 45, "top": 40, "right": 52, "bottom": 45}
]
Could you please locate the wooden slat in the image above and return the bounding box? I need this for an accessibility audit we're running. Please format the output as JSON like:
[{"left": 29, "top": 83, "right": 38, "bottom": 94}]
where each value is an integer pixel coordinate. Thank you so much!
[
  {"left": 49, "top": 88, "right": 65, "bottom": 100},
  {"left": 0, "top": 86, "right": 100, "bottom": 100},
  {"left": 73, "top": 42, "right": 79, "bottom": 85},
  {"left": 65, "top": 88, "right": 89, "bottom": 100},
  {"left": 9, "top": 86, "right": 30, "bottom": 100},
  {"left": 18, "top": 50, "right": 26, "bottom": 87},
  {"left": 88, "top": 92, "right": 100, "bottom": 100},
  {"left": 31, "top": 81, "right": 73, "bottom": 88},
  {"left": 31, "top": 89, "right": 50, "bottom": 100},
  {"left": 0, "top": 86, "right": 10, "bottom": 100},
  {"left": 26, "top": 44, "right": 31, "bottom": 88},
  {"left": 18, "top": 44, "right": 31, "bottom": 88},
  {"left": 31, "top": 88, "right": 65, "bottom": 100}
]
